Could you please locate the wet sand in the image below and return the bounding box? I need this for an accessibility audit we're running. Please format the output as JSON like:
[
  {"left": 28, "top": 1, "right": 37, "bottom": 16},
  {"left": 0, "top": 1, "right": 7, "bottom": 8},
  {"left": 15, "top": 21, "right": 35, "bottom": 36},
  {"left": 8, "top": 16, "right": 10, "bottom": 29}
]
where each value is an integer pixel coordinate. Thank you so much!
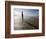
[{"left": 14, "top": 15, "right": 39, "bottom": 30}]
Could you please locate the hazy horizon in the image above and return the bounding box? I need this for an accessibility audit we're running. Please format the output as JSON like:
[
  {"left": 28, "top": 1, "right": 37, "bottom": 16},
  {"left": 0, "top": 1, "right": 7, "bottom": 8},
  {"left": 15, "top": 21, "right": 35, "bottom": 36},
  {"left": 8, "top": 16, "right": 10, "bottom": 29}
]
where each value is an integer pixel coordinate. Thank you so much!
[{"left": 14, "top": 8, "right": 39, "bottom": 16}]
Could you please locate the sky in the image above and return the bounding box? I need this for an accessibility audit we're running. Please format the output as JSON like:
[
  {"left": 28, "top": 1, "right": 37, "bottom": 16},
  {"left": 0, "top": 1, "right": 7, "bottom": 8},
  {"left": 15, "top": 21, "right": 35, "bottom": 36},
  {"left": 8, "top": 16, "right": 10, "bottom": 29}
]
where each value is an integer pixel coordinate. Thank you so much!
[{"left": 14, "top": 8, "right": 39, "bottom": 16}]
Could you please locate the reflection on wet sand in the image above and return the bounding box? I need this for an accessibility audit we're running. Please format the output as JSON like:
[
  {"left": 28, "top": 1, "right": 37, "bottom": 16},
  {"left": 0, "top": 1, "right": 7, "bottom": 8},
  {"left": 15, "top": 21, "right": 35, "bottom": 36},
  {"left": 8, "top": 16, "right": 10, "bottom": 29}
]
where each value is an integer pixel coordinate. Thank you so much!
[{"left": 14, "top": 14, "right": 39, "bottom": 30}]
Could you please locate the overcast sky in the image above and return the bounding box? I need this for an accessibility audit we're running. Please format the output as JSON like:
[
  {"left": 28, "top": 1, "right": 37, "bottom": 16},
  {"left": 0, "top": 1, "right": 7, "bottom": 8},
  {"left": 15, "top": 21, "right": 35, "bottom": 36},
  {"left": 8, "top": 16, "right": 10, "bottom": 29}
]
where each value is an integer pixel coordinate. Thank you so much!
[{"left": 14, "top": 8, "right": 39, "bottom": 16}]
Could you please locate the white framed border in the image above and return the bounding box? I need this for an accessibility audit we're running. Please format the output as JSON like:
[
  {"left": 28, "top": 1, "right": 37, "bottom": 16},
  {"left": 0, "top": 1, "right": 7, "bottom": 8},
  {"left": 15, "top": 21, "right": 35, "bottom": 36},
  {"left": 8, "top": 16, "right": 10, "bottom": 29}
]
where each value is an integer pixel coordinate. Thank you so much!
[{"left": 11, "top": 5, "right": 42, "bottom": 34}]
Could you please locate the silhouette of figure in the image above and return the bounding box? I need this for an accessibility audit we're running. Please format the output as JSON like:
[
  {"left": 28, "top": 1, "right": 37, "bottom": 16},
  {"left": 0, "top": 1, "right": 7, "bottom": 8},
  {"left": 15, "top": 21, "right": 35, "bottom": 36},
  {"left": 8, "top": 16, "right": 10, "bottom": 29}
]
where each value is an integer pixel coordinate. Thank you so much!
[{"left": 22, "top": 11, "right": 23, "bottom": 21}]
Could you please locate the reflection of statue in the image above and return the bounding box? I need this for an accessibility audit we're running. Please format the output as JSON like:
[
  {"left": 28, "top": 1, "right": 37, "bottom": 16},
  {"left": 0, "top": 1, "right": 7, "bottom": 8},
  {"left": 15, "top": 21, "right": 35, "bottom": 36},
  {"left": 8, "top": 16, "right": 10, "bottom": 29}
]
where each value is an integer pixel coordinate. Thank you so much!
[{"left": 22, "top": 11, "right": 23, "bottom": 21}]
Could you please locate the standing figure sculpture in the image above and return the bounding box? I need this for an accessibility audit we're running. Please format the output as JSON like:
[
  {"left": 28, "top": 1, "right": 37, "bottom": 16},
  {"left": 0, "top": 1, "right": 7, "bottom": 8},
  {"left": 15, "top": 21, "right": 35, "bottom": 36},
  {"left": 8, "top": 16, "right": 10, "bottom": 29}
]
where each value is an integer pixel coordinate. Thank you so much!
[{"left": 22, "top": 11, "right": 23, "bottom": 21}]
